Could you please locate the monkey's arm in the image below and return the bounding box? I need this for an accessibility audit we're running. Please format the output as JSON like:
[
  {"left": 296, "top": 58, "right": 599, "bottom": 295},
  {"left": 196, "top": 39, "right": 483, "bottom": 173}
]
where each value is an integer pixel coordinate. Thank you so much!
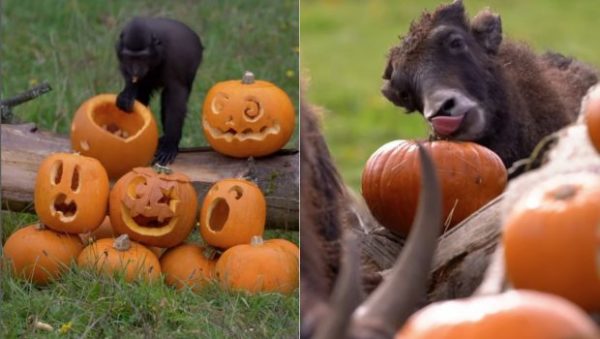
[
  {"left": 116, "top": 81, "right": 138, "bottom": 113},
  {"left": 153, "top": 84, "right": 190, "bottom": 165}
]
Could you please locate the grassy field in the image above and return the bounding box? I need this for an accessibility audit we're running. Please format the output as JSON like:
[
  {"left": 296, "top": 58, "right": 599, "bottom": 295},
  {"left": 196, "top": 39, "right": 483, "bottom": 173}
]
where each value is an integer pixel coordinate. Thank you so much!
[
  {"left": 301, "top": 0, "right": 600, "bottom": 190},
  {"left": 1, "top": 0, "right": 299, "bottom": 337}
]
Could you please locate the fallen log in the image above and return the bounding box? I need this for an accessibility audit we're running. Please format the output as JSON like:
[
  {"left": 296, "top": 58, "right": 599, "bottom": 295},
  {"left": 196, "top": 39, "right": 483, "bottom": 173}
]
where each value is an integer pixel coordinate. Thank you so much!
[
  {"left": 353, "top": 94, "right": 600, "bottom": 303},
  {"left": 1, "top": 123, "right": 299, "bottom": 230}
]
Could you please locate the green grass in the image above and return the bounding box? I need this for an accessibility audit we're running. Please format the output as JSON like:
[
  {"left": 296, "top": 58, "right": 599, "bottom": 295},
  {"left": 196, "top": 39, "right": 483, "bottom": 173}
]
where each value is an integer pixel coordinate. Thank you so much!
[
  {"left": 1, "top": 0, "right": 298, "bottom": 337},
  {"left": 301, "top": 0, "right": 600, "bottom": 189}
]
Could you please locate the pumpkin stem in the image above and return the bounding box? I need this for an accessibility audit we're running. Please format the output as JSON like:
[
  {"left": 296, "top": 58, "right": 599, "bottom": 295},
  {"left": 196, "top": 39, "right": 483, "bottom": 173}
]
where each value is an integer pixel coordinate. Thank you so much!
[
  {"left": 553, "top": 184, "right": 578, "bottom": 200},
  {"left": 250, "top": 235, "right": 264, "bottom": 246},
  {"left": 242, "top": 71, "right": 255, "bottom": 84},
  {"left": 152, "top": 163, "right": 173, "bottom": 175},
  {"left": 113, "top": 234, "right": 131, "bottom": 251},
  {"left": 34, "top": 223, "right": 47, "bottom": 230}
]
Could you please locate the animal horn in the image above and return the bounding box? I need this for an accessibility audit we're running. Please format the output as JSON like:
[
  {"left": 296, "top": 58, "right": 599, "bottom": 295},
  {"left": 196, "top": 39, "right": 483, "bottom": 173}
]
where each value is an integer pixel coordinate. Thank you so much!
[
  {"left": 313, "top": 231, "right": 364, "bottom": 339},
  {"left": 349, "top": 143, "right": 443, "bottom": 338}
]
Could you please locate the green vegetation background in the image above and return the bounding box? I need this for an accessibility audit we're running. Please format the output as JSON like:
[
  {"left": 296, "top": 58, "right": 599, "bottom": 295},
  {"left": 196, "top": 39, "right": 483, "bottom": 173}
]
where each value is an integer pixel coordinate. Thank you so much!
[
  {"left": 301, "top": 0, "right": 600, "bottom": 190},
  {"left": 1, "top": 0, "right": 299, "bottom": 338}
]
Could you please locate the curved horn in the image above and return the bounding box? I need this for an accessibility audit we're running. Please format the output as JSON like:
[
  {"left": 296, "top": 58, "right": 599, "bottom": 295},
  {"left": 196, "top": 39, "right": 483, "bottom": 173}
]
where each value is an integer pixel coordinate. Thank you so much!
[
  {"left": 349, "top": 143, "right": 443, "bottom": 338},
  {"left": 313, "top": 232, "right": 363, "bottom": 339}
]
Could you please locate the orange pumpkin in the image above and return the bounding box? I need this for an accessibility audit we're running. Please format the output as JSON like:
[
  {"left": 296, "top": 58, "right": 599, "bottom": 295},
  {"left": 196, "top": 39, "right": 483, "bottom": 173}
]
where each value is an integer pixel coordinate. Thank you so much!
[
  {"left": 109, "top": 167, "right": 198, "bottom": 248},
  {"left": 265, "top": 238, "right": 299, "bottom": 260},
  {"left": 361, "top": 140, "right": 506, "bottom": 235},
  {"left": 3, "top": 224, "right": 83, "bottom": 284},
  {"left": 160, "top": 243, "right": 216, "bottom": 291},
  {"left": 584, "top": 85, "right": 600, "bottom": 152},
  {"left": 35, "top": 153, "right": 109, "bottom": 234},
  {"left": 215, "top": 236, "right": 298, "bottom": 295},
  {"left": 503, "top": 173, "right": 600, "bottom": 311},
  {"left": 77, "top": 234, "right": 160, "bottom": 282},
  {"left": 396, "top": 290, "right": 599, "bottom": 339},
  {"left": 199, "top": 178, "right": 266, "bottom": 249},
  {"left": 71, "top": 94, "right": 159, "bottom": 179},
  {"left": 202, "top": 71, "right": 295, "bottom": 158}
]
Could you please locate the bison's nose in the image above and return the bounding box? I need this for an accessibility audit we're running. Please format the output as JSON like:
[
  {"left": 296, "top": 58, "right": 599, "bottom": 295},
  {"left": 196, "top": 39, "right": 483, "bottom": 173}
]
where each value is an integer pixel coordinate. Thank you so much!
[{"left": 424, "top": 89, "right": 477, "bottom": 120}]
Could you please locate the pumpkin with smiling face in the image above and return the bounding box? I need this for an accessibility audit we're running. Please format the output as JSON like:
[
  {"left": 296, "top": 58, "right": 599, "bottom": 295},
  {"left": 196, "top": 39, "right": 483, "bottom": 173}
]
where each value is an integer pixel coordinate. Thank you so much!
[
  {"left": 35, "top": 153, "right": 109, "bottom": 234},
  {"left": 71, "top": 94, "right": 159, "bottom": 179},
  {"left": 202, "top": 71, "right": 295, "bottom": 158},
  {"left": 199, "top": 178, "right": 266, "bottom": 249},
  {"left": 109, "top": 167, "right": 198, "bottom": 248}
]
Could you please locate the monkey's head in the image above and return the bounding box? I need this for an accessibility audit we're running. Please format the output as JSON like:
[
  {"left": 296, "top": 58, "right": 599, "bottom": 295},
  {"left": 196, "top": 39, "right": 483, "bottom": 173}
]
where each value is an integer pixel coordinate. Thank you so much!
[{"left": 116, "top": 18, "right": 164, "bottom": 83}]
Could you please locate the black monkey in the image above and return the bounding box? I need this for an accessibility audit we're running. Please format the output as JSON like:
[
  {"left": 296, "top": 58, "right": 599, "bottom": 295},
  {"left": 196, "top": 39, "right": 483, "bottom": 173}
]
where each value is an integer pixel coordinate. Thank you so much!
[{"left": 116, "top": 17, "right": 203, "bottom": 165}]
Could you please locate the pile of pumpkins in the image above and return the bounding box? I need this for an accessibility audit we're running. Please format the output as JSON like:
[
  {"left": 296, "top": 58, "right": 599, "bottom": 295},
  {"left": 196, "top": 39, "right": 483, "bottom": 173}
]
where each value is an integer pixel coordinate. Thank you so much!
[
  {"left": 3, "top": 72, "right": 299, "bottom": 295},
  {"left": 362, "top": 88, "right": 600, "bottom": 337}
]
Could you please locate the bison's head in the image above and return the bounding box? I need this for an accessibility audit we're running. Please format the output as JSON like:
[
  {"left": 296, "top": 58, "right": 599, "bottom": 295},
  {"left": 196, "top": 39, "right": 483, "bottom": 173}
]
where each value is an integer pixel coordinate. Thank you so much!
[{"left": 382, "top": 0, "right": 505, "bottom": 141}]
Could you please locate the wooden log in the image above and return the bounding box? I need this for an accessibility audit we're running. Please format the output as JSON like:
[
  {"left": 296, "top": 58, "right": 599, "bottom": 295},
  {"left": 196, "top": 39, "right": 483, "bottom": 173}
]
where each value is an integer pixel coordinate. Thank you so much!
[{"left": 0, "top": 123, "right": 299, "bottom": 230}]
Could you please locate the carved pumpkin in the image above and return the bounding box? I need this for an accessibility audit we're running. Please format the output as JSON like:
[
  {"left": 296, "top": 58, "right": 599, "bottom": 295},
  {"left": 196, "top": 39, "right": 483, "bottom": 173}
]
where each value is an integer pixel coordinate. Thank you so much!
[
  {"left": 35, "top": 153, "right": 109, "bottom": 234},
  {"left": 3, "top": 223, "right": 83, "bottom": 284},
  {"left": 160, "top": 243, "right": 216, "bottom": 291},
  {"left": 362, "top": 140, "right": 506, "bottom": 235},
  {"left": 503, "top": 173, "right": 600, "bottom": 311},
  {"left": 109, "top": 167, "right": 198, "bottom": 248},
  {"left": 71, "top": 94, "right": 159, "bottom": 179},
  {"left": 199, "top": 178, "right": 266, "bottom": 249},
  {"left": 77, "top": 234, "right": 160, "bottom": 282},
  {"left": 396, "top": 290, "right": 599, "bottom": 338},
  {"left": 215, "top": 236, "right": 298, "bottom": 295},
  {"left": 584, "top": 85, "right": 600, "bottom": 152},
  {"left": 202, "top": 71, "right": 295, "bottom": 158}
]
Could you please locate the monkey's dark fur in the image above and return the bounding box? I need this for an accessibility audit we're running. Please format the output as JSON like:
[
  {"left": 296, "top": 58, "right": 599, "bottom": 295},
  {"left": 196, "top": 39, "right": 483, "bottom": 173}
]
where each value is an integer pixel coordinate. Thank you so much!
[
  {"left": 381, "top": 1, "right": 598, "bottom": 169},
  {"left": 116, "top": 17, "right": 203, "bottom": 165}
]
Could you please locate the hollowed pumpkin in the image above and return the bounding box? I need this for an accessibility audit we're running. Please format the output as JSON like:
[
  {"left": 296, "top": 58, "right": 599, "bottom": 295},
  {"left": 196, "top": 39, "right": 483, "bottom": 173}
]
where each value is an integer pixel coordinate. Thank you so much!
[
  {"left": 503, "top": 173, "right": 600, "bottom": 312},
  {"left": 71, "top": 94, "right": 159, "bottom": 179},
  {"left": 215, "top": 236, "right": 298, "bottom": 295},
  {"left": 35, "top": 153, "right": 109, "bottom": 234},
  {"left": 199, "top": 178, "right": 266, "bottom": 249},
  {"left": 77, "top": 234, "right": 160, "bottom": 282},
  {"left": 109, "top": 167, "right": 198, "bottom": 248},
  {"left": 202, "top": 71, "right": 295, "bottom": 158},
  {"left": 3, "top": 223, "right": 83, "bottom": 285},
  {"left": 160, "top": 243, "right": 216, "bottom": 292},
  {"left": 362, "top": 140, "right": 506, "bottom": 235},
  {"left": 396, "top": 290, "right": 599, "bottom": 339}
]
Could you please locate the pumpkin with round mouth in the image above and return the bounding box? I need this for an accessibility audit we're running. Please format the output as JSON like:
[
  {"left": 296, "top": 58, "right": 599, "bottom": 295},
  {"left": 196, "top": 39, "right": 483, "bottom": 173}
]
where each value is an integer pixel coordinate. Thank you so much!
[
  {"left": 109, "top": 167, "right": 198, "bottom": 248},
  {"left": 35, "top": 153, "right": 110, "bottom": 234},
  {"left": 77, "top": 234, "right": 161, "bottom": 282},
  {"left": 3, "top": 223, "right": 84, "bottom": 285},
  {"left": 199, "top": 178, "right": 266, "bottom": 249},
  {"left": 71, "top": 93, "right": 159, "bottom": 179},
  {"left": 202, "top": 71, "right": 295, "bottom": 158}
]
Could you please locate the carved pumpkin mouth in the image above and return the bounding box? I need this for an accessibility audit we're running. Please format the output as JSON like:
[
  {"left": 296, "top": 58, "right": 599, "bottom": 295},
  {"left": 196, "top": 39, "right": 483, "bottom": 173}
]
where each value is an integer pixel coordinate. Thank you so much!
[
  {"left": 132, "top": 214, "right": 173, "bottom": 228},
  {"left": 52, "top": 193, "right": 78, "bottom": 222},
  {"left": 206, "top": 186, "right": 244, "bottom": 232},
  {"left": 203, "top": 119, "right": 281, "bottom": 142}
]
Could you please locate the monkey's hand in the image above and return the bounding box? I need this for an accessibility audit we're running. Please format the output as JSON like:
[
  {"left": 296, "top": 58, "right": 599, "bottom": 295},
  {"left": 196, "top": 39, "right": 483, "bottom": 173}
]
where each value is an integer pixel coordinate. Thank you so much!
[
  {"left": 116, "top": 91, "right": 135, "bottom": 113},
  {"left": 153, "top": 136, "right": 179, "bottom": 165}
]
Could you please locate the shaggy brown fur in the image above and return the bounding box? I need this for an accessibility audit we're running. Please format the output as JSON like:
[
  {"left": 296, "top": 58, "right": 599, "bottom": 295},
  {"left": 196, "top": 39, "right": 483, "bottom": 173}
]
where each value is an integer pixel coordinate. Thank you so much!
[{"left": 382, "top": 1, "right": 598, "bottom": 169}]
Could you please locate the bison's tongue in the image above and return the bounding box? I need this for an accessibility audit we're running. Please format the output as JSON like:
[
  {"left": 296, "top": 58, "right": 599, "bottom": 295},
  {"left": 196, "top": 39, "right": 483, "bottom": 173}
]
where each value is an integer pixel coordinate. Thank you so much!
[{"left": 431, "top": 115, "right": 464, "bottom": 136}]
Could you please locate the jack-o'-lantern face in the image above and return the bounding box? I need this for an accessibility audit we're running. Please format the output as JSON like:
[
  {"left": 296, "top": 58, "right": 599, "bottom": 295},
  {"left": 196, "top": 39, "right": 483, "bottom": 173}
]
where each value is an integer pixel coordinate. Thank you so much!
[
  {"left": 199, "top": 178, "right": 266, "bottom": 249},
  {"left": 34, "top": 153, "right": 110, "bottom": 234},
  {"left": 202, "top": 72, "right": 295, "bottom": 158},
  {"left": 109, "top": 167, "right": 198, "bottom": 248}
]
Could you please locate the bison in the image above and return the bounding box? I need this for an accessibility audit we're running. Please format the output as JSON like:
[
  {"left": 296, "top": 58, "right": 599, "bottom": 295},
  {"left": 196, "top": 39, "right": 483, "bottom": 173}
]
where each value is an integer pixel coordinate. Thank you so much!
[{"left": 381, "top": 0, "right": 598, "bottom": 169}]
